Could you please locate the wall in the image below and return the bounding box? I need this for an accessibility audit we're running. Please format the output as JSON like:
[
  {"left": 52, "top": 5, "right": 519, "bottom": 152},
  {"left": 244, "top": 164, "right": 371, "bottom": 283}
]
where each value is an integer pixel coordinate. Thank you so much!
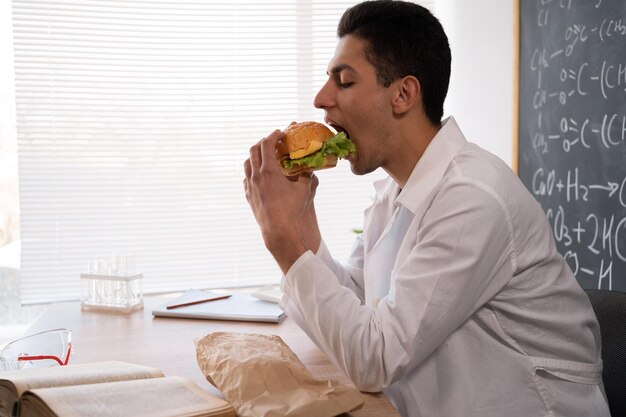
[{"left": 436, "top": 0, "right": 515, "bottom": 167}]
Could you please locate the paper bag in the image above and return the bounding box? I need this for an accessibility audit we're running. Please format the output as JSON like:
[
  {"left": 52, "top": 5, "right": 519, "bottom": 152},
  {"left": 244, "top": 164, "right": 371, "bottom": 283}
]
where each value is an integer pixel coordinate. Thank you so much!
[{"left": 195, "top": 332, "right": 364, "bottom": 417}]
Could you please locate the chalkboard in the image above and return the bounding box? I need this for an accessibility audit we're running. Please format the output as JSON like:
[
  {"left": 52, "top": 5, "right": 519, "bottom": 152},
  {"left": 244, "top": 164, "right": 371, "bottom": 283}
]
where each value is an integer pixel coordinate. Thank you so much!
[{"left": 518, "top": 0, "right": 626, "bottom": 291}]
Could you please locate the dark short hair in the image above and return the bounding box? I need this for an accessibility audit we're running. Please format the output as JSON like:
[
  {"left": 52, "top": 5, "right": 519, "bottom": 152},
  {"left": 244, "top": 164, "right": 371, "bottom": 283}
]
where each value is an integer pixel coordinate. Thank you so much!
[{"left": 338, "top": 0, "right": 451, "bottom": 124}]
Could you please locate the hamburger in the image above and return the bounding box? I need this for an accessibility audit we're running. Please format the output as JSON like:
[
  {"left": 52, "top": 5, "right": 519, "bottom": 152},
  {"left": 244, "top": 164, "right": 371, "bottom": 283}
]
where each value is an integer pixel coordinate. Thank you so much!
[{"left": 276, "top": 121, "right": 356, "bottom": 177}]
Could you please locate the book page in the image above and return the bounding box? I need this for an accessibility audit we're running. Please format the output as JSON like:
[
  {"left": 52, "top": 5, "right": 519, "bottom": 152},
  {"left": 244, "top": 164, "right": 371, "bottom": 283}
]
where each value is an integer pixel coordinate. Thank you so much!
[
  {"left": 0, "top": 361, "right": 163, "bottom": 417},
  {"left": 20, "top": 376, "right": 235, "bottom": 417},
  {"left": 0, "top": 380, "right": 18, "bottom": 417},
  {"left": 3, "top": 361, "right": 163, "bottom": 395}
]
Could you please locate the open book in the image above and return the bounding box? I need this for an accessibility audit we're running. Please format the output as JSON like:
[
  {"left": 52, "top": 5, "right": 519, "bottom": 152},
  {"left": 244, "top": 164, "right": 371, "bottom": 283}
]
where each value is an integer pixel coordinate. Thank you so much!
[{"left": 0, "top": 361, "right": 235, "bottom": 417}]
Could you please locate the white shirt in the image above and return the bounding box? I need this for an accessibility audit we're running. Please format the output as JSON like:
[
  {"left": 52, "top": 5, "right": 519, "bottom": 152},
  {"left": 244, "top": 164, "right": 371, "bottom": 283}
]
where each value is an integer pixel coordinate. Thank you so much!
[{"left": 280, "top": 117, "right": 610, "bottom": 417}]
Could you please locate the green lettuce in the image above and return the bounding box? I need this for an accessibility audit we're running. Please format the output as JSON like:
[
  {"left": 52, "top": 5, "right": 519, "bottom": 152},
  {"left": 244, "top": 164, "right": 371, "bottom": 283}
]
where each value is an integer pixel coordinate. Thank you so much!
[{"left": 283, "top": 132, "right": 356, "bottom": 170}]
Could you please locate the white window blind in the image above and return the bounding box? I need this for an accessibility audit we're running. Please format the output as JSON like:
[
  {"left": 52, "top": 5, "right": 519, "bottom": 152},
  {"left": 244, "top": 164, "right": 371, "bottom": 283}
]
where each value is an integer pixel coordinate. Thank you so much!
[
  {"left": 13, "top": 0, "right": 433, "bottom": 304},
  {"left": 11, "top": 0, "right": 379, "bottom": 304}
]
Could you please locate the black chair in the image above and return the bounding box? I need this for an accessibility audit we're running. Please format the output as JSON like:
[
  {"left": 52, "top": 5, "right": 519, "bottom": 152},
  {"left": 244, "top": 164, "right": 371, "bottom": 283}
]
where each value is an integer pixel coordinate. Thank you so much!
[{"left": 584, "top": 289, "right": 626, "bottom": 417}]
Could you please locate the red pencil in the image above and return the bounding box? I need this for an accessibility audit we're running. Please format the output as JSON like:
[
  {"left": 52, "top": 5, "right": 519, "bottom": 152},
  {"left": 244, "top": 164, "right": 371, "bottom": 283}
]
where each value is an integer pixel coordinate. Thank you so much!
[{"left": 166, "top": 294, "right": 232, "bottom": 310}]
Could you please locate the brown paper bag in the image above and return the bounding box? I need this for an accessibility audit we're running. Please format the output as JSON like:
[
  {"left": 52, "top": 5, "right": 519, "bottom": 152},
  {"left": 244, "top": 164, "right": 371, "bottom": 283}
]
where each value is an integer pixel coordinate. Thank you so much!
[{"left": 195, "top": 332, "right": 364, "bottom": 417}]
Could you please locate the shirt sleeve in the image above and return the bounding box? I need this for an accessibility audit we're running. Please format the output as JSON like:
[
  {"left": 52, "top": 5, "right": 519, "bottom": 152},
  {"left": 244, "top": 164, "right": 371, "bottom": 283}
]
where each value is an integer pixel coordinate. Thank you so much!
[
  {"left": 279, "top": 178, "right": 517, "bottom": 392},
  {"left": 316, "top": 237, "right": 366, "bottom": 303},
  {"left": 279, "top": 236, "right": 366, "bottom": 346}
]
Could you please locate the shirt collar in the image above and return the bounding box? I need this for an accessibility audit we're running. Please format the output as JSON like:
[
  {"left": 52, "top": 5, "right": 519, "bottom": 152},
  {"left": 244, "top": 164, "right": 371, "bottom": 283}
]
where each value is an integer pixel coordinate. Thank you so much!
[{"left": 394, "top": 116, "right": 467, "bottom": 213}]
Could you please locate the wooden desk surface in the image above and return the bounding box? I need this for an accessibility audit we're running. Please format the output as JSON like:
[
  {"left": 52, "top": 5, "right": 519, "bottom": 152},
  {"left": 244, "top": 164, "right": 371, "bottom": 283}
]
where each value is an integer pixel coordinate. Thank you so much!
[{"left": 26, "top": 294, "right": 400, "bottom": 417}]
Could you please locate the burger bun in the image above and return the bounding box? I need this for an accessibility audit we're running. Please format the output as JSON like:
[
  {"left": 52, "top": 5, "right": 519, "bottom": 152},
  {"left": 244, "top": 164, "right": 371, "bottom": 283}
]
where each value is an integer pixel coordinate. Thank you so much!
[{"left": 277, "top": 121, "right": 338, "bottom": 177}]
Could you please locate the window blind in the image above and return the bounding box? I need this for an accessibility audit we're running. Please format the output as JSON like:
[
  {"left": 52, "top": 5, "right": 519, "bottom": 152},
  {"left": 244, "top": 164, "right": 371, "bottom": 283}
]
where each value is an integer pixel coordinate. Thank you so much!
[{"left": 12, "top": 0, "right": 432, "bottom": 304}]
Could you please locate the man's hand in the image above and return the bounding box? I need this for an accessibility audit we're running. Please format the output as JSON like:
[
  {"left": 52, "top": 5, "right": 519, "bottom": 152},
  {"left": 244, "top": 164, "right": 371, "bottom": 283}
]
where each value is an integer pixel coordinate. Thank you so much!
[{"left": 243, "top": 130, "right": 321, "bottom": 274}]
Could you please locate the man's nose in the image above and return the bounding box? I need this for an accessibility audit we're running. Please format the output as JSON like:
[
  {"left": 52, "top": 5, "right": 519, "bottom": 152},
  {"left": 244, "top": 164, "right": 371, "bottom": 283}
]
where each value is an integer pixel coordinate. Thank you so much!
[{"left": 313, "top": 79, "right": 333, "bottom": 110}]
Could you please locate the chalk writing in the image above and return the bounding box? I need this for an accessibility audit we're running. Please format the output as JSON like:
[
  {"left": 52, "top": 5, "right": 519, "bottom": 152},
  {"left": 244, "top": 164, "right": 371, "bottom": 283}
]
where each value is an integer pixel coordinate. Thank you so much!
[{"left": 519, "top": 0, "right": 626, "bottom": 291}]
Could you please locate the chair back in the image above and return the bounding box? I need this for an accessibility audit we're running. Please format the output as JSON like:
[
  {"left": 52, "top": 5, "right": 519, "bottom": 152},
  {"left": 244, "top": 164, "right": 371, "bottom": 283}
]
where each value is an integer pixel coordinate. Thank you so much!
[{"left": 584, "top": 289, "right": 626, "bottom": 417}]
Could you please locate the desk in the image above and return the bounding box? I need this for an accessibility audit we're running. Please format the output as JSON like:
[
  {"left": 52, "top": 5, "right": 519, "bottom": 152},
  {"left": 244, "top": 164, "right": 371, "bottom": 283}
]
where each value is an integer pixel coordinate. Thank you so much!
[{"left": 25, "top": 294, "right": 400, "bottom": 417}]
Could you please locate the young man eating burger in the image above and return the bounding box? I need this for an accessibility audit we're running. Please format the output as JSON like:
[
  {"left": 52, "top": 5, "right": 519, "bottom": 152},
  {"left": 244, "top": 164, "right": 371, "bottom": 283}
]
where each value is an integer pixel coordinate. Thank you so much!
[{"left": 243, "top": 1, "right": 609, "bottom": 416}]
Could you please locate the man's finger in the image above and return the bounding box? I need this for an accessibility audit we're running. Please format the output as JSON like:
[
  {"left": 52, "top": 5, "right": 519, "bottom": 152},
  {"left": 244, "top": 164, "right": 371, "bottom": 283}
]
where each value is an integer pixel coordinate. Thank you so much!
[
  {"left": 248, "top": 142, "right": 262, "bottom": 173},
  {"left": 260, "top": 130, "right": 284, "bottom": 170},
  {"left": 243, "top": 158, "right": 252, "bottom": 179},
  {"left": 310, "top": 173, "right": 319, "bottom": 192},
  {"left": 243, "top": 177, "right": 249, "bottom": 200}
]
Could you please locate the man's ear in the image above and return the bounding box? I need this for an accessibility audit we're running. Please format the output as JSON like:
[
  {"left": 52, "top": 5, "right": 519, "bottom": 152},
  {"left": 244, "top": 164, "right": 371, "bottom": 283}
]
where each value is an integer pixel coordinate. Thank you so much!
[{"left": 391, "top": 75, "right": 420, "bottom": 115}]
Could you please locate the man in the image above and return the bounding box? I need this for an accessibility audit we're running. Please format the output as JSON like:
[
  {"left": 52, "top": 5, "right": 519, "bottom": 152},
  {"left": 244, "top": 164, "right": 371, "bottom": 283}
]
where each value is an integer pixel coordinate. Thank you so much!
[{"left": 243, "top": 1, "right": 610, "bottom": 416}]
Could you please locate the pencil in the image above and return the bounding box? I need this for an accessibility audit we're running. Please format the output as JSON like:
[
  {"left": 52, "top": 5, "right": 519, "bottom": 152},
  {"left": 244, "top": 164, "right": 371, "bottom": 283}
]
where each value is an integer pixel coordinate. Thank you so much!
[{"left": 166, "top": 294, "right": 232, "bottom": 310}]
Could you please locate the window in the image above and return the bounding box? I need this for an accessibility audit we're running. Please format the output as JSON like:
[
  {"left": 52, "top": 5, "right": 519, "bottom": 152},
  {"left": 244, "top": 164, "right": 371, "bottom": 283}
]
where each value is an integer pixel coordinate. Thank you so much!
[{"left": 10, "top": 0, "right": 403, "bottom": 304}]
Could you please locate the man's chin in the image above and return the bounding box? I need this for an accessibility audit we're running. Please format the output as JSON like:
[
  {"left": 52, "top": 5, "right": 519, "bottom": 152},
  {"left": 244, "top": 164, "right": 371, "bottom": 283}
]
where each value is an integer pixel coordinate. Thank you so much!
[
  {"left": 351, "top": 156, "right": 381, "bottom": 176},
  {"left": 348, "top": 156, "right": 371, "bottom": 176}
]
